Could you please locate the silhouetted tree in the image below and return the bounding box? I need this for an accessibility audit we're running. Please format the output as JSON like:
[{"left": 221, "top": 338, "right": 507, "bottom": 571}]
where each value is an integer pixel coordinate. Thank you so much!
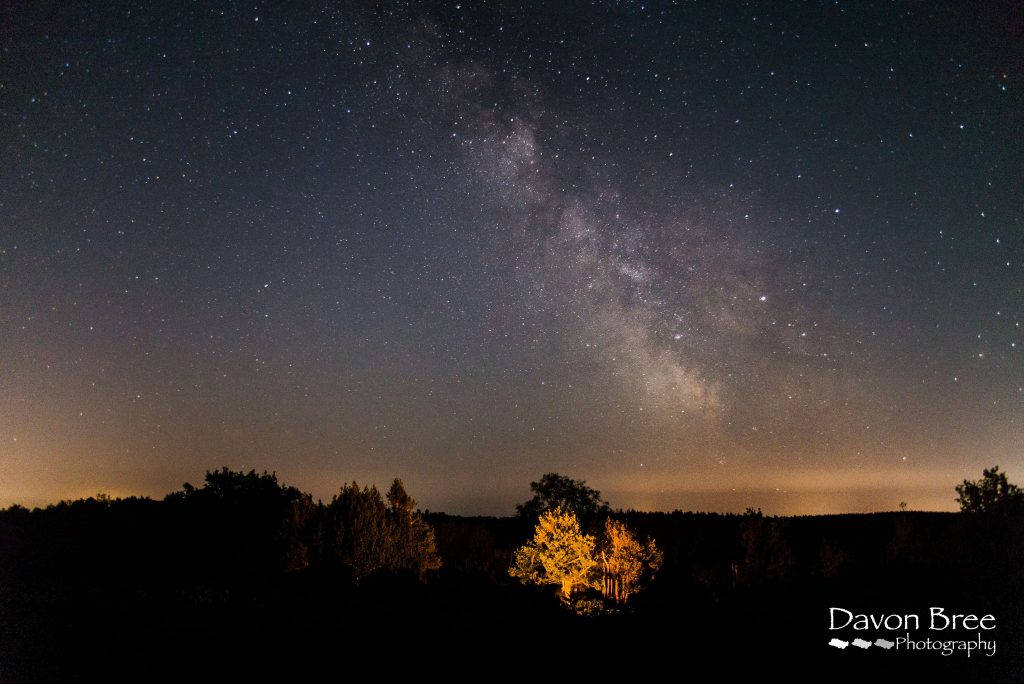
[
  {"left": 510, "top": 507, "right": 598, "bottom": 599},
  {"left": 280, "top": 492, "right": 321, "bottom": 572},
  {"left": 429, "top": 515, "right": 497, "bottom": 575},
  {"left": 327, "top": 482, "right": 389, "bottom": 580},
  {"left": 384, "top": 479, "right": 442, "bottom": 578},
  {"left": 326, "top": 479, "right": 441, "bottom": 581},
  {"left": 171, "top": 467, "right": 298, "bottom": 506},
  {"left": 166, "top": 467, "right": 311, "bottom": 577},
  {"left": 516, "top": 473, "right": 610, "bottom": 523},
  {"left": 955, "top": 466, "right": 1024, "bottom": 513}
]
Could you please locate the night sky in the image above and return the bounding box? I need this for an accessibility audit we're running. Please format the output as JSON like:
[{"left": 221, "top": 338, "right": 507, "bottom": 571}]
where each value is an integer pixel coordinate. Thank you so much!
[{"left": 2, "top": 1, "right": 1021, "bottom": 514}]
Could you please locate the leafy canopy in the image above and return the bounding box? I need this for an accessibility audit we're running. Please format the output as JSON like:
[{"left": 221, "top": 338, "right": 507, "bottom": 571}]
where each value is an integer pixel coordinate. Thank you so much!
[
  {"left": 327, "top": 478, "right": 441, "bottom": 580},
  {"left": 599, "top": 518, "right": 663, "bottom": 604},
  {"left": 511, "top": 508, "right": 663, "bottom": 605},
  {"left": 955, "top": 466, "right": 1024, "bottom": 513},
  {"left": 510, "top": 507, "right": 598, "bottom": 598},
  {"left": 516, "top": 472, "right": 610, "bottom": 522}
]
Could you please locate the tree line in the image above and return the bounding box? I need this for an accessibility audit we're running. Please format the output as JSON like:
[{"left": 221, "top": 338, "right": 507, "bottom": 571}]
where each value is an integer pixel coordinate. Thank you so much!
[
  {"left": 165, "top": 467, "right": 441, "bottom": 580},
  {"left": 2, "top": 464, "right": 1019, "bottom": 602},
  {"left": 2, "top": 468, "right": 1020, "bottom": 683},
  {"left": 163, "top": 469, "right": 667, "bottom": 611}
]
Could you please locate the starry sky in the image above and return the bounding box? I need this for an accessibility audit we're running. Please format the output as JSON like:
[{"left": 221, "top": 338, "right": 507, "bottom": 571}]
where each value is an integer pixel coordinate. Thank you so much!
[{"left": 2, "top": 1, "right": 1021, "bottom": 514}]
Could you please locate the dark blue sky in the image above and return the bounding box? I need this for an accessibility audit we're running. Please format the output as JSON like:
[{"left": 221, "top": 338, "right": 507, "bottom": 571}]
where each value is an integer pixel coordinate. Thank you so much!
[{"left": 2, "top": 1, "right": 1021, "bottom": 513}]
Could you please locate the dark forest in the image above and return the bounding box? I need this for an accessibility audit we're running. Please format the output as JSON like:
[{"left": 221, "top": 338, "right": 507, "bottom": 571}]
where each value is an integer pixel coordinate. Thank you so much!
[{"left": 1, "top": 468, "right": 1022, "bottom": 681}]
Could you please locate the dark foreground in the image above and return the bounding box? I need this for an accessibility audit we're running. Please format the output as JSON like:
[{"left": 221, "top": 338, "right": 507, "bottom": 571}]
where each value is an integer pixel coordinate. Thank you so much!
[{"left": 1, "top": 500, "right": 1022, "bottom": 681}]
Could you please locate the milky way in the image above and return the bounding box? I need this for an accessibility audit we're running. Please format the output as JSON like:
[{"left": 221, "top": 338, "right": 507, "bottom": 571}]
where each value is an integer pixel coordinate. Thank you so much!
[{"left": 2, "top": 2, "right": 1021, "bottom": 513}]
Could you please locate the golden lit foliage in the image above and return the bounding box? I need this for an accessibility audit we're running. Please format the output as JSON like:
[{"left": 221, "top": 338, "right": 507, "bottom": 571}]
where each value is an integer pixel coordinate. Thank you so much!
[
  {"left": 510, "top": 507, "right": 598, "bottom": 598},
  {"left": 599, "top": 519, "right": 663, "bottom": 603},
  {"left": 511, "top": 509, "right": 663, "bottom": 605}
]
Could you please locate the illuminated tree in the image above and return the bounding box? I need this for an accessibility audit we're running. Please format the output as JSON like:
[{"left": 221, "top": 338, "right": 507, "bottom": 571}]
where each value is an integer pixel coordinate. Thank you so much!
[
  {"left": 599, "top": 519, "right": 663, "bottom": 603},
  {"left": 955, "top": 466, "right": 1024, "bottom": 513},
  {"left": 510, "top": 507, "right": 598, "bottom": 599}
]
